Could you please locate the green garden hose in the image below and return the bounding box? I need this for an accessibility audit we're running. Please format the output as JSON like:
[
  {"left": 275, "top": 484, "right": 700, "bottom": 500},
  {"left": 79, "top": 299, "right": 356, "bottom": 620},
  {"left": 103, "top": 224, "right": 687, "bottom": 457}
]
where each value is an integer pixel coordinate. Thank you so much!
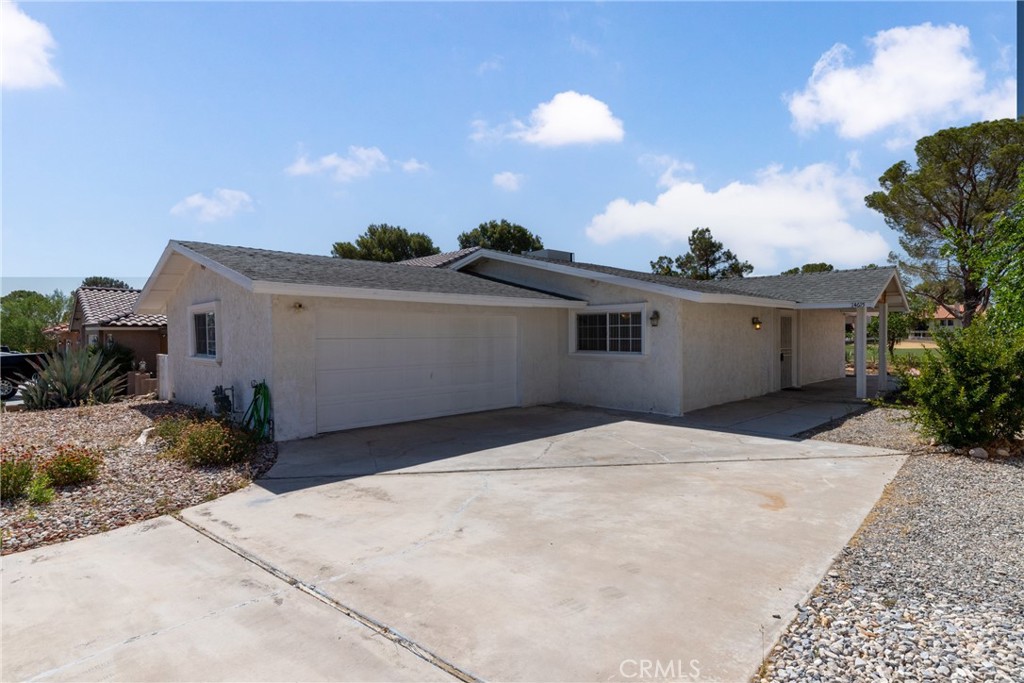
[{"left": 243, "top": 380, "right": 272, "bottom": 440}]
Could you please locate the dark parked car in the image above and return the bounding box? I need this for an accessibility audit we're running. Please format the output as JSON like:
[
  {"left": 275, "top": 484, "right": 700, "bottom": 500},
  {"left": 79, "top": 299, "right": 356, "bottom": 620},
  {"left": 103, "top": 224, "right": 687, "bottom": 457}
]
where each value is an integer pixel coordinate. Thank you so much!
[{"left": 0, "top": 348, "right": 47, "bottom": 400}]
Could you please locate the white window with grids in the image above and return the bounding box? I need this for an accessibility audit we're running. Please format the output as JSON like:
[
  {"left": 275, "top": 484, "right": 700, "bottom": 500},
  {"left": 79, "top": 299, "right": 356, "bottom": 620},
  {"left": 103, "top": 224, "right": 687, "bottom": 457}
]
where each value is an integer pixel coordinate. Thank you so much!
[
  {"left": 571, "top": 305, "right": 646, "bottom": 355},
  {"left": 188, "top": 301, "right": 220, "bottom": 362}
]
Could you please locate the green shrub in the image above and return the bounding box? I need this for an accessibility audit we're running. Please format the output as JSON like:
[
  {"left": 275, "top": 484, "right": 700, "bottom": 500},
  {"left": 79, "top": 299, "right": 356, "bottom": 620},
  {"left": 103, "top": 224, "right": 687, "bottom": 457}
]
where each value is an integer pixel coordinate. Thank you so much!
[
  {"left": 152, "top": 415, "right": 194, "bottom": 448},
  {"left": 26, "top": 474, "right": 55, "bottom": 505},
  {"left": 0, "top": 449, "right": 34, "bottom": 500},
  {"left": 19, "top": 348, "right": 126, "bottom": 410},
  {"left": 903, "top": 318, "right": 1024, "bottom": 447},
  {"left": 41, "top": 444, "right": 102, "bottom": 486},
  {"left": 171, "top": 420, "right": 256, "bottom": 467},
  {"left": 96, "top": 341, "right": 135, "bottom": 379}
]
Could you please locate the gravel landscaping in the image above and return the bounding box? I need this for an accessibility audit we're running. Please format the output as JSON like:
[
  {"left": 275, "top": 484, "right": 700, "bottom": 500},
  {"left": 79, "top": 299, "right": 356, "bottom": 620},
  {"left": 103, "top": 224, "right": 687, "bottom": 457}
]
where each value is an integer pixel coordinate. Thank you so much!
[
  {"left": 758, "top": 407, "right": 1024, "bottom": 682},
  {"left": 0, "top": 398, "right": 276, "bottom": 555}
]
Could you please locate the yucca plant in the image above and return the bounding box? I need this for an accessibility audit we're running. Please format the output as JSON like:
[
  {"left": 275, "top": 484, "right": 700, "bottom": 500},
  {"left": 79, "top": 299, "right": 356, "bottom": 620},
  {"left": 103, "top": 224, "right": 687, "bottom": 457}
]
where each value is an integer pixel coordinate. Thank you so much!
[{"left": 19, "top": 348, "right": 127, "bottom": 410}]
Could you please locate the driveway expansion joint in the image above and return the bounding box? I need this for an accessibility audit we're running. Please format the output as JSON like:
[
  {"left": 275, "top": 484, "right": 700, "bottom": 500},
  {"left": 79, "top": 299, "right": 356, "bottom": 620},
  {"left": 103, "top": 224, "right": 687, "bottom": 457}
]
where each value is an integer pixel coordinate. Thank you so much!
[
  {"left": 258, "top": 450, "right": 907, "bottom": 482},
  {"left": 171, "top": 513, "right": 480, "bottom": 683}
]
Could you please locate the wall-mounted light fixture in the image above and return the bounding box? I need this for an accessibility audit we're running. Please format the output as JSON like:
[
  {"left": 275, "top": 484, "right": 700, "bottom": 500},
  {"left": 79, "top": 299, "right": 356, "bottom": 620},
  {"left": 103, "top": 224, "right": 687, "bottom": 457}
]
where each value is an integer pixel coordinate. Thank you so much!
[
  {"left": 752, "top": 317, "right": 762, "bottom": 330},
  {"left": 649, "top": 310, "right": 660, "bottom": 327},
  {"left": 292, "top": 302, "right": 304, "bottom": 310}
]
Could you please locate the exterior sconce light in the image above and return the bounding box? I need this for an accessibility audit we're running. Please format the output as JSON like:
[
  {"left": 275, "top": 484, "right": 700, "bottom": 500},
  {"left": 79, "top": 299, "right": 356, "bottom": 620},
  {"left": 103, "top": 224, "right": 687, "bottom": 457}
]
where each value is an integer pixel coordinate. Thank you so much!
[
  {"left": 649, "top": 310, "right": 660, "bottom": 327},
  {"left": 752, "top": 317, "right": 762, "bottom": 330},
  {"left": 292, "top": 302, "right": 304, "bottom": 310}
]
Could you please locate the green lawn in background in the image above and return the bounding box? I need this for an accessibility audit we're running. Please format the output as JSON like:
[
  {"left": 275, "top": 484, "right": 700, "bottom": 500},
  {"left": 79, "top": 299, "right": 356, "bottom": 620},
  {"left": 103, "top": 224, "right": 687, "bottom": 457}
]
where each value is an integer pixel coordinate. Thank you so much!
[{"left": 845, "top": 345, "right": 933, "bottom": 365}]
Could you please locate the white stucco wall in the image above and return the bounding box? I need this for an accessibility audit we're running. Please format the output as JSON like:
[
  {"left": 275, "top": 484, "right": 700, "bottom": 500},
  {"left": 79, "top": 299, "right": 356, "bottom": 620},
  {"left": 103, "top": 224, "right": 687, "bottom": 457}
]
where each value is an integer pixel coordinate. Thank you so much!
[
  {"left": 270, "top": 296, "right": 562, "bottom": 441},
  {"left": 165, "top": 264, "right": 273, "bottom": 418},
  {"left": 679, "top": 300, "right": 778, "bottom": 412},
  {"left": 164, "top": 257, "right": 851, "bottom": 440},
  {"left": 798, "top": 309, "right": 847, "bottom": 385},
  {"left": 469, "top": 261, "right": 684, "bottom": 416}
]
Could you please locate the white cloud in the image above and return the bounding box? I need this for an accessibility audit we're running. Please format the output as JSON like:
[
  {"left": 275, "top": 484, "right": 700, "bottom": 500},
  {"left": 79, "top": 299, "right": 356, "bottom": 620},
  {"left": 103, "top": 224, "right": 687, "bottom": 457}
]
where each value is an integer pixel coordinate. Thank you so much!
[
  {"left": 472, "top": 91, "right": 625, "bottom": 147},
  {"left": 585, "top": 163, "right": 889, "bottom": 272},
  {"left": 285, "top": 146, "right": 427, "bottom": 182},
  {"left": 1, "top": 1, "right": 62, "bottom": 90},
  {"left": 788, "top": 23, "right": 1015, "bottom": 146},
  {"left": 170, "top": 189, "right": 253, "bottom": 223},
  {"left": 639, "top": 154, "right": 695, "bottom": 189},
  {"left": 569, "top": 35, "right": 598, "bottom": 57},
  {"left": 400, "top": 158, "right": 430, "bottom": 173},
  {"left": 493, "top": 171, "right": 524, "bottom": 192},
  {"left": 477, "top": 57, "right": 502, "bottom": 75},
  {"left": 469, "top": 118, "right": 501, "bottom": 144},
  {"left": 514, "top": 91, "right": 624, "bottom": 147}
]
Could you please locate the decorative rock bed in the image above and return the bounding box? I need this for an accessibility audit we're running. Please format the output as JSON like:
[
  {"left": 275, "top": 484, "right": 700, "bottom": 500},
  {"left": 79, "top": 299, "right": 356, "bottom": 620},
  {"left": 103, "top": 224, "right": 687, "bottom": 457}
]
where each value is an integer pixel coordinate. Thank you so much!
[{"left": 0, "top": 398, "right": 275, "bottom": 555}]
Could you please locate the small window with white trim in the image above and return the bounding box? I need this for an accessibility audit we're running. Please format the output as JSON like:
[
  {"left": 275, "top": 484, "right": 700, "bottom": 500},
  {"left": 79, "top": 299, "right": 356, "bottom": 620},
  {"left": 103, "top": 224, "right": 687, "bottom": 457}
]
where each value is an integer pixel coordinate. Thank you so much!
[
  {"left": 573, "top": 308, "right": 644, "bottom": 354},
  {"left": 189, "top": 302, "right": 220, "bottom": 360}
]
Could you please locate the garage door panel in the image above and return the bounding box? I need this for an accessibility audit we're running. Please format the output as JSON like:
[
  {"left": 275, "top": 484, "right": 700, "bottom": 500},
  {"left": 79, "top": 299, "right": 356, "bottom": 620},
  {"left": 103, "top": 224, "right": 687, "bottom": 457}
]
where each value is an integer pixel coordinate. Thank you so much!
[
  {"left": 317, "top": 364, "right": 512, "bottom": 400},
  {"left": 314, "top": 311, "right": 519, "bottom": 433},
  {"left": 316, "top": 382, "right": 518, "bottom": 433}
]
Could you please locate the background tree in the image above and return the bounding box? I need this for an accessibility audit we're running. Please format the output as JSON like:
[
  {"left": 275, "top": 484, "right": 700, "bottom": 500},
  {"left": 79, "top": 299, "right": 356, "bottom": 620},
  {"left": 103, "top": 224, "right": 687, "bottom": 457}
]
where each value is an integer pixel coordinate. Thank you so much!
[
  {"left": 457, "top": 219, "right": 543, "bottom": 253},
  {"left": 867, "top": 312, "right": 919, "bottom": 355},
  {"left": 781, "top": 262, "right": 834, "bottom": 275},
  {"left": 650, "top": 227, "right": 753, "bottom": 280},
  {"left": 865, "top": 118, "right": 1024, "bottom": 327},
  {"left": 331, "top": 224, "right": 440, "bottom": 262},
  {"left": 0, "top": 290, "right": 72, "bottom": 351},
  {"left": 981, "top": 168, "right": 1024, "bottom": 332},
  {"left": 80, "top": 276, "right": 131, "bottom": 289}
]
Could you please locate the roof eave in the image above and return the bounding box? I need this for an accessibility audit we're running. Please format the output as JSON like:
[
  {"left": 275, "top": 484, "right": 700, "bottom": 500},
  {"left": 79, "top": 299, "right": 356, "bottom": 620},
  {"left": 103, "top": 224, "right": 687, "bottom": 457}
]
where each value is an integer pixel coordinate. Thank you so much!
[{"left": 798, "top": 301, "right": 909, "bottom": 313}]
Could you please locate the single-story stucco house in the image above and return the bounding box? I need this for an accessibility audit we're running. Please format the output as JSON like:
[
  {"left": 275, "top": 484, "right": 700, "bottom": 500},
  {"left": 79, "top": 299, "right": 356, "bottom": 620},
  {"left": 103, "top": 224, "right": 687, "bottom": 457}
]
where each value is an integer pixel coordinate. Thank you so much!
[{"left": 135, "top": 241, "right": 908, "bottom": 441}]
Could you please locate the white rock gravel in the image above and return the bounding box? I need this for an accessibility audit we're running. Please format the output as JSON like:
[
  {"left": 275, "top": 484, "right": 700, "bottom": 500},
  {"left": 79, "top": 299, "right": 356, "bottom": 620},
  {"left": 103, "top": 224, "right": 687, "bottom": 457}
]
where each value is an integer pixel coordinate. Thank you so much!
[
  {"left": 758, "top": 407, "right": 1024, "bottom": 682},
  {"left": 1, "top": 398, "right": 276, "bottom": 555}
]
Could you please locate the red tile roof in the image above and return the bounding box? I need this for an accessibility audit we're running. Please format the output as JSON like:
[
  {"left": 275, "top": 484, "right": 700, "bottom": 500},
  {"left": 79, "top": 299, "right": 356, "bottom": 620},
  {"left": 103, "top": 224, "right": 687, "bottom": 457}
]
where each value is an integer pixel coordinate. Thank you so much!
[{"left": 75, "top": 287, "right": 167, "bottom": 328}]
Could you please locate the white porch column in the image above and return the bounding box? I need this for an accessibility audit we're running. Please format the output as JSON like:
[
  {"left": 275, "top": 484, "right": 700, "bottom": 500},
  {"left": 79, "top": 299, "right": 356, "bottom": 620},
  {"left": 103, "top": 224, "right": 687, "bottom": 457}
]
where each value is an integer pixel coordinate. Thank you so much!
[
  {"left": 878, "top": 300, "right": 888, "bottom": 393},
  {"left": 855, "top": 305, "right": 867, "bottom": 399}
]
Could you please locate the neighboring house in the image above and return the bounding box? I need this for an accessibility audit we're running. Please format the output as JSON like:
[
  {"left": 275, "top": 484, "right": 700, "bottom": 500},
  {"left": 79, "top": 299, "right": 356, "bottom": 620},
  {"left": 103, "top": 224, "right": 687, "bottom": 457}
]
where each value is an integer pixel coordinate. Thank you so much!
[
  {"left": 932, "top": 305, "right": 960, "bottom": 330},
  {"left": 42, "top": 322, "right": 78, "bottom": 352},
  {"left": 907, "top": 304, "right": 985, "bottom": 340},
  {"left": 70, "top": 287, "right": 168, "bottom": 370},
  {"left": 136, "top": 241, "right": 907, "bottom": 441}
]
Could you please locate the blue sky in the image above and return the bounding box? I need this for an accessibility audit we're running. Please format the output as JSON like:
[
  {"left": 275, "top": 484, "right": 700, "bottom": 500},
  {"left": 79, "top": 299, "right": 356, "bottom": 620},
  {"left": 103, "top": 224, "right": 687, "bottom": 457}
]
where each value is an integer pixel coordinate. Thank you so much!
[{"left": 1, "top": 1, "right": 1016, "bottom": 293}]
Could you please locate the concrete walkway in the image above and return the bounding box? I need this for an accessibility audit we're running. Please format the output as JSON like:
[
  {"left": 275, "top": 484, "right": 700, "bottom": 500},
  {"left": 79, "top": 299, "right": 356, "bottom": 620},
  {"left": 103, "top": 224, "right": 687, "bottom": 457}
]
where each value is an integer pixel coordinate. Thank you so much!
[
  {"left": 673, "top": 375, "right": 884, "bottom": 438},
  {"left": 2, "top": 402, "right": 906, "bottom": 682}
]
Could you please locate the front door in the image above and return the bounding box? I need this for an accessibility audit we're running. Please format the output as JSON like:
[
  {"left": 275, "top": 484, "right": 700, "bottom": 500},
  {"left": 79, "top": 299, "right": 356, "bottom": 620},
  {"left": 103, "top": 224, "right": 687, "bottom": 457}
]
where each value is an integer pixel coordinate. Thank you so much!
[{"left": 779, "top": 315, "right": 794, "bottom": 389}]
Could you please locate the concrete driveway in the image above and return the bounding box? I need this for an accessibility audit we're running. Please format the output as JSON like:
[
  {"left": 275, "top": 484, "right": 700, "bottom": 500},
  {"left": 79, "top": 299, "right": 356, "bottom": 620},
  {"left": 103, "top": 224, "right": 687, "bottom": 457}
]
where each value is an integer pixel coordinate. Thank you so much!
[{"left": 2, "top": 405, "right": 905, "bottom": 682}]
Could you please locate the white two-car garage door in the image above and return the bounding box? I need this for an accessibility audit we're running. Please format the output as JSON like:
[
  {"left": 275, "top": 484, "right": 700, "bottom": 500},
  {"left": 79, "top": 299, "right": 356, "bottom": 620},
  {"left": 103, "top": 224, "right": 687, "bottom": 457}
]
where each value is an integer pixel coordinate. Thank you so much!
[{"left": 315, "top": 309, "right": 519, "bottom": 433}]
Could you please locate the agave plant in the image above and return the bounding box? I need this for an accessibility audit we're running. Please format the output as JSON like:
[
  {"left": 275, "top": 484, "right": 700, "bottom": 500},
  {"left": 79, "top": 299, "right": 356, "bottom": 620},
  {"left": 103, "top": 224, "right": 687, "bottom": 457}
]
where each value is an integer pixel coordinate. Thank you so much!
[{"left": 19, "top": 348, "right": 127, "bottom": 410}]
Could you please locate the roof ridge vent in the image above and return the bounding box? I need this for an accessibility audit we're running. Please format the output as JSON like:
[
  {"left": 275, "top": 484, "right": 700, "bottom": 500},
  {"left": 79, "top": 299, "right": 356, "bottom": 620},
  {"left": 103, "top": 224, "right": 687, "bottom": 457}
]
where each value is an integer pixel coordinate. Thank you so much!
[{"left": 529, "top": 248, "right": 574, "bottom": 262}]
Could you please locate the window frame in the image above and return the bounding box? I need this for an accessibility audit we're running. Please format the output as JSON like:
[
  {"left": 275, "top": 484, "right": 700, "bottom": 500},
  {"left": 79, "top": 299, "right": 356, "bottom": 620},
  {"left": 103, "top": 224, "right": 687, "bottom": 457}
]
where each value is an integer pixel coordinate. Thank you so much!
[
  {"left": 569, "top": 304, "right": 649, "bottom": 357},
  {"left": 188, "top": 301, "right": 221, "bottom": 364}
]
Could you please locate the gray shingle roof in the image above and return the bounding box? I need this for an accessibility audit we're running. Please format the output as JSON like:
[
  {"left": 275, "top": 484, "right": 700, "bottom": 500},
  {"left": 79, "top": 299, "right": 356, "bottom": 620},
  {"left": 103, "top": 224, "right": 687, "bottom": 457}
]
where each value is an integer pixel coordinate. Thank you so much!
[
  {"left": 175, "top": 241, "right": 575, "bottom": 302},
  {"left": 401, "top": 246, "right": 481, "bottom": 268},
  {"left": 466, "top": 253, "right": 900, "bottom": 306},
  {"left": 76, "top": 287, "right": 167, "bottom": 327},
  {"left": 696, "top": 267, "right": 900, "bottom": 305},
  {"left": 522, "top": 258, "right": 758, "bottom": 295}
]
